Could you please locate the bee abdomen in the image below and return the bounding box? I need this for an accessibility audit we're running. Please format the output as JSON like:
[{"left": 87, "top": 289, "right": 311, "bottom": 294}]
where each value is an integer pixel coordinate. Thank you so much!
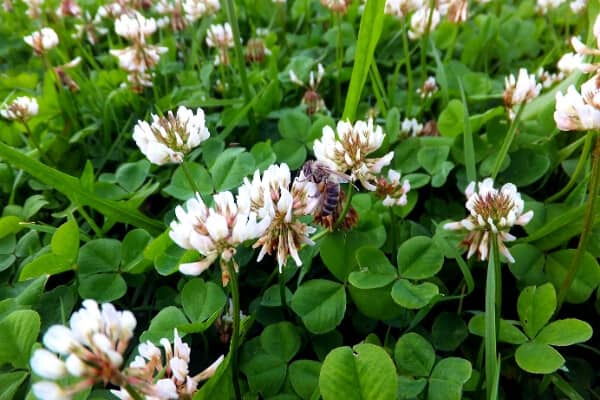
[{"left": 321, "top": 183, "right": 340, "bottom": 216}]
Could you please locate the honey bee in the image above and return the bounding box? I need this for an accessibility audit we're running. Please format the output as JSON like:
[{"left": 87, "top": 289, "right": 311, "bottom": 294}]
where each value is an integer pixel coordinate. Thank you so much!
[{"left": 300, "top": 160, "right": 351, "bottom": 217}]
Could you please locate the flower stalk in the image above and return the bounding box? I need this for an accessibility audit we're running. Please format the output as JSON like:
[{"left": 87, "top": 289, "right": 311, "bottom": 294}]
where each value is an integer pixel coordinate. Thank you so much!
[
  {"left": 485, "top": 235, "right": 501, "bottom": 400},
  {"left": 124, "top": 384, "right": 144, "bottom": 400},
  {"left": 226, "top": 260, "right": 242, "bottom": 400},
  {"left": 557, "top": 132, "right": 600, "bottom": 309},
  {"left": 182, "top": 159, "right": 203, "bottom": 198},
  {"left": 491, "top": 103, "right": 525, "bottom": 180},
  {"left": 547, "top": 132, "right": 593, "bottom": 203}
]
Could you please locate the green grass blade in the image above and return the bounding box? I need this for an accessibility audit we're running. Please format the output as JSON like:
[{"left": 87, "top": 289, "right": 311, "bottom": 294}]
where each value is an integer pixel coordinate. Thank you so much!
[
  {"left": 342, "top": 0, "right": 385, "bottom": 121},
  {"left": 485, "top": 236, "right": 499, "bottom": 400},
  {"left": 0, "top": 142, "right": 164, "bottom": 235}
]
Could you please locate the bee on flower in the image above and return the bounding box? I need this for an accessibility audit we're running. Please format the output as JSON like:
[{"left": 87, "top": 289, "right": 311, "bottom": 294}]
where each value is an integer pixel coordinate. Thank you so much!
[
  {"left": 444, "top": 178, "right": 534, "bottom": 263},
  {"left": 24, "top": 27, "right": 59, "bottom": 55},
  {"left": 237, "top": 163, "right": 320, "bottom": 271},
  {"left": 289, "top": 63, "right": 327, "bottom": 115},
  {"left": 1, "top": 96, "right": 38, "bottom": 122},
  {"left": 30, "top": 300, "right": 137, "bottom": 399},
  {"left": 132, "top": 106, "right": 210, "bottom": 165},
  {"left": 111, "top": 329, "right": 224, "bottom": 399},
  {"left": 503, "top": 68, "right": 542, "bottom": 120},
  {"left": 313, "top": 119, "right": 394, "bottom": 191},
  {"left": 206, "top": 23, "right": 234, "bottom": 66},
  {"left": 169, "top": 191, "right": 265, "bottom": 285}
]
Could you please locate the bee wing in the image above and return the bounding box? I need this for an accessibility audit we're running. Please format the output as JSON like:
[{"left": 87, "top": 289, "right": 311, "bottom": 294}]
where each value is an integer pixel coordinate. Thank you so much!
[{"left": 327, "top": 169, "right": 352, "bottom": 183}]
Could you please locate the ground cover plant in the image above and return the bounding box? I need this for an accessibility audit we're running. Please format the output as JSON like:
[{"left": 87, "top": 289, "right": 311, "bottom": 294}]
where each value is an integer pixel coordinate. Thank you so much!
[{"left": 0, "top": 0, "right": 599, "bottom": 398}]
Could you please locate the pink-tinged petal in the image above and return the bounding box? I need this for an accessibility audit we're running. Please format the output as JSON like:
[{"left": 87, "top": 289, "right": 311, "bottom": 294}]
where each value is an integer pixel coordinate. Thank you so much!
[
  {"left": 179, "top": 255, "right": 217, "bottom": 276},
  {"left": 498, "top": 242, "right": 515, "bottom": 263}
]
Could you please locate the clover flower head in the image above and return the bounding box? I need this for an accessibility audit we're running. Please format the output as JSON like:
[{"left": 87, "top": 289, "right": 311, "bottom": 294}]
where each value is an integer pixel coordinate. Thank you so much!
[
  {"left": 503, "top": 68, "right": 541, "bottom": 119},
  {"left": 1, "top": 96, "right": 38, "bottom": 122},
  {"left": 206, "top": 23, "right": 233, "bottom": 48},
  {"left": 183, "top": 0, "right": 220, "bottom": 22},
  {"left": 401, "top": 117, "right": 423, "bottom": 137},
  {"left": 570, "top": 0, "right": 587, "bottom": 13},
  {"left": 554, "top": 81, "right": 600, "bottom": 131},
  {"left": 557, "top": 52, "right": 584, "bottom": 75},
  {"left": 536, "top": 67, "right": 564, "bottom": 89},
  {"left": 170, "top": 191, "right": 264, "bottom": 285},
  {"left": 133, "top": 106, "right": 210, "bottom": 165},
  {"left": 114, "top": 12, "right": 158, "bottom": 41},
  {"left": 408, "top": 7, "right": 440, "bottom": 40},
  {"left": 22, "top": 0, "right": 42, "bottom": 18},
  {"left": 314, "top": 119, "right": 394, "bottom": 191},
  {"left": 320, "top": 0, "right": 351, "bottom": 14},
  {"left": 24, "top": 27, "right": 59, "bottom": 54},
  {"left": 417, "top": 76, "right": 438, "bottom": 98},
  {"left": 535, "top": 0, "right": 566, "bottom": 15},
  {"left": 57, "top": 0, "right": 82, "bottom": 17},
  {"left": 237, "top": 164, "right": 319, "bottom": 271},
  {"left": 384, "top": 0, "right": 420, "bottom": 18},
  {"left": 376, "top": 169, "right": 411, "bottom": 207},
  {"left": 30, "top": 300, "right": 137, "bottom": 399},
  {"left": 289, "top": 64, "right": 326, "bottom": 114},
  {"left": 111, "top": 329, "right": 224, "bottom": 399},
  {"left": 246, "top": 38, "right": 271, "bottom": 63},
  {"left": 444, "top": 178, "right": 533, "bottom": 263}
]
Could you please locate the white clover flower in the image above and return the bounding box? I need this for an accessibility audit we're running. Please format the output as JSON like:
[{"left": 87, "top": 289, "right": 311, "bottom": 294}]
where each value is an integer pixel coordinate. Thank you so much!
[
  {"left": 132, "top": 106, "right": 210, "bottom": 165},
  {"left": 1, "top": 96, "right": 38, "bottom": 122},
  {"left": 288, "top": 64, "right": 327, "bottom": 114},
  {"left": 444, "top": 178, "right": 534, "bottom": 263},
  {"left": 314, "top": 119, "right": 394, "bottom": 191},
  {"left": 111, "top": 329, "right": 224, "bottom": 399},
  {"left": 24, "top": 28, "right": 59, "bottom": 54},
  {"left": 376, "top": 169, "right": 411, "bottom": 207},
  {"left": 384, "top": 0, "right": 420, "bottom": 19},
  {"left": 408, "top": 7, "right": 440, "bottom": 40},
  {"left": 320, "top": 0, "right": 351, "bottom": 13},
  {"left": 183, "top": 0, "right": 220, "bottom": 22},
  {"left": 30, "top": 300, "right": 137, "bottom": 400},
  {"left": 438, "top": 0, "right": 468, "bottom": 23},
  {"left": 206, "top": 23, "right": 233, "bottom": 48},
  {"left": 503, "top": 68, "right": 542, "bottom": 119},
  {"left": 401, "top": 117, "right": 423, "bottom": 136},
  {"left": 557, "top": 52, "right": 584, "bottom": 75},
  {"left": 237, "top": 164, "right": 319, "bottom": 271},
  {"left": 170, "top": 191, "right": 264, "bottom": 285},
  {"left": 554, "top": 83, "right": 600, "bottom": 131},
  {"left": 416, "top": 76, "right": 438, "bottom": 98},
  {"left": 22, "top": 0, "right": 42, "bottom": 18},
  {"left": 114, "top": 12, "right": 158, "bottom": 41},
  {"left": 56, "top": 0, "right": 82, "bottom": 17},
  {"left": 570, "top": 0, "right": 587, "bottom": 13},
  {"left": 536, "top": 67, "right": 564, "bottom": 89},
  {"left": 535, "top": 0, "right": 566, "bottom": 14}
]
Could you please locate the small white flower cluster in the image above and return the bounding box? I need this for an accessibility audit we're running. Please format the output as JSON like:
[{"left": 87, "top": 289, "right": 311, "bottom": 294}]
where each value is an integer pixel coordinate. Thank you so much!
[
  {"left": 554, "top": 14, "right": 600, "bottom": 131},
  {"left": 133, "top": 106, "right": 210, "bottom": 165},
  {"left": 22, "top": 0, "right": 42, "bottom": 18},
  {"left": 30, "top": 300, "right": 136, "bottom": 399},
  {"left": 314, "top": 119, "right": 394, "bottom": 190},
  {"left": 111, "top": 329, "right": 224, "bottom": 399},
  {"left": 320, "top": 0, "right": 351, "bottom": 14},
  {"left": 1, "top": 96, "right": 38, "bottom": 122},
  {"left": 535, "top": 0, "right": 565, "bottom": 15},
  {"left": 238, "top": 164, "right": 319, "bottom": 271},
  {"left": 376, "top": 169, "right": 411, "bottom": 207},
  {"left": 56, "top": 0, "right": 81, "bottom": 17},
  {"left": 401, "top": 117, "right": 424, "bottom": 136},
  {"left": 30, "top": 300, "right": 222, "bottom": 400},
  {"left": 384, "top": 0, "right": 421, "bottom": 19},
  {"left": 289, "top": 63, "right": 327, "bottom": 114},
  {"left": 503, "top": 68, "right": 542, "bottom": 120},
  {"left": 170, "top": 191, "right": 265, "bottom": 285},
  {"left": 24, "top": 27, "right": 59, "bottom": 55},
  {"left": 154, "top": 0, "right": 220, "bottom": 31},
  {"left": 416, "top": 76, "right": 438, "bottom": 99},
  {"left": 409, "top": 6, "right": 440, "bottom": 40},
  {"left": 570, "top": 0, "right": 587, "bottom": 13},
  {"left": 536, "top": 67, "right": 564, "bottom": 89},
  {"left": 383, "top": 0, "right": 468, "bottom": 38},
  {"left": 110, "top": 12, "right": 168, "bottom": 90},
  {"left": 557, "top": 52, "right": 584, "bottom": 75},
  {"left": 206, "top": 23, "right": 234, "bottom": 65},
  {"left": 74, "top": 12, "right": 109, "bottom": 45},
  {"left": 444, "top": 178, "right": 534, "bottom": 263}
]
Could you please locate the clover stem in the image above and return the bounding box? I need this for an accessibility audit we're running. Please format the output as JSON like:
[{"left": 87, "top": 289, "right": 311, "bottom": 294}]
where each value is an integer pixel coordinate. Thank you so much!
[
  {"left": 334, "top": 12, "right": 343, "bottom": 113},
  {"left": 557, "top": 132, "right": 600, "bottom": 310},
  {"left": 401, "top": 23, "right": 414, "bottom": 116},
  {"left": 182, "top": 159, "right": 202, "bottom": 197},
  {"left": 547, "top": 132, "right": 593, "bottom": 203},
  {"left": 334, "top": 183, "right": 354, "bottom": 229},
  {"left": 226, "top": 260, "right": 242, "bottom": 400},
  {"left": 485, "top": 235, "right": 501, "bottom": 400},
  {"left": 124, "top": 384, "right": 144, "bottom": 400},
  {"left": 279, "top": 269, "right": 289, "bottom": 316},
  {"left": 491, "top": 103, "right": 526, "bottom": 180}
]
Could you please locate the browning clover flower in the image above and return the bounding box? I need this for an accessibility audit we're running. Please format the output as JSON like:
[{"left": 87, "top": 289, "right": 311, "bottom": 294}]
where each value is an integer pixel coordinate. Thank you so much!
[
  {"left": 237, "top": 164, "right": 319, "bottom": 271},
  {"left": 111, "top": 329, "right": 224, "bottom": 399},
  {"left": 1, "top": 96, "right": 38, "bottom": 122},
  {"left": 417, "top": 76, "right": 439, "bottom": 98},
  {"left": 503, "top": 68, "right": 541, "bottom": 119},
  {"left": 439, "top": 0, "right": 468, "bottom": 24},
  {"left": 24, "top": 27, "right": 59, "bottom": 55},
  {"left": 444, "top": 178, "right": 534, "bottom": 263},
  {"left": 132, "top": 106, "right": 210, "bottom": 165},
  {"left": 320, "top": 0, "right": 351, "bottom": 14},
  {"left": 376, "top": 169, "right": 411, "bottom": 207},
  {"left": 30, "top": 300, "right": 136, "bottom": 399},
  {"left": 289, "top": 63, "right": 326, "bottom": 114},
  {"left": 169, "top": 191, "right": 264, "bottom": 285},
  {"left": 313, "top": 119, "right": 394, "bottom": 191}
]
